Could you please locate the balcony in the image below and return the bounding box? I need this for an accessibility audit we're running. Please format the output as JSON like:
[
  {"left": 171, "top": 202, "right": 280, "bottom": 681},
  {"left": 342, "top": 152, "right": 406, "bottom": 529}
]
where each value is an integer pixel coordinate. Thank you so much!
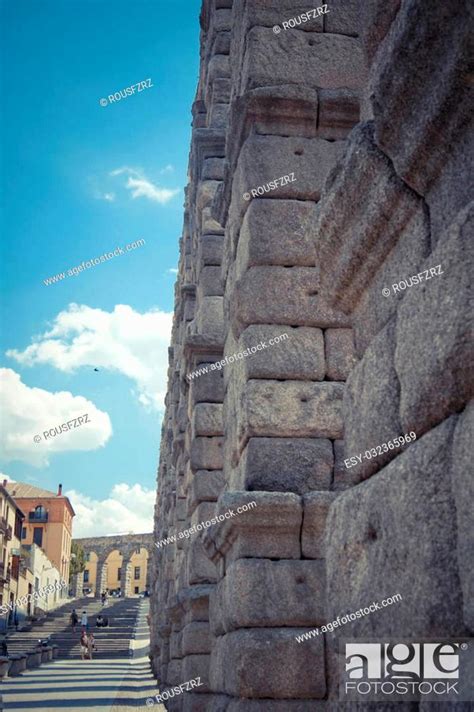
[
  {"left": 28, "top": 512, "right": 48, "bottom": 523},
  {"left": 6, "top": 525, "right": 12, "bottom": 541},
  {"left": 0, "top": 516, "right": 7, "bottom": 535}
]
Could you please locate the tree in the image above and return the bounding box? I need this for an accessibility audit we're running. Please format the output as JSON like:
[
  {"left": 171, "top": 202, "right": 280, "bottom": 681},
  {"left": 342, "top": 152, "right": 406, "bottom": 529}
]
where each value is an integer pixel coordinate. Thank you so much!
[{"left": 69, "top": 541, "right": 86, "bottom": 582}]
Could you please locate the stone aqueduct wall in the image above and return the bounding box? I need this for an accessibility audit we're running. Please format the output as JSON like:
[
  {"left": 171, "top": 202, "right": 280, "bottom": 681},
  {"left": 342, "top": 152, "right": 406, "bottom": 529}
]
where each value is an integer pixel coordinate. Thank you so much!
[{"left": 150, "top": 0, "right": 473, "bottom": 709}]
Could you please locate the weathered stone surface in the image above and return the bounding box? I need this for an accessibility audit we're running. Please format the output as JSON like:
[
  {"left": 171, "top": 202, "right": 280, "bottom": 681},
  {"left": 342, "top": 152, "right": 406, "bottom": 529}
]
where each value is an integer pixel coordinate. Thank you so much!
[
  {"left": 198, "top": 235, "right": 224, "bottom": 265},
  {"left": 371, "top": 0, "right": 472, "bottom": 238},
  {"left": 238, "top": 380, "right": 344, "bottom": 441},
  {"left": 186, "top": 534, "right": 217, "bottom": 586},
  {"left": 189, "top": 365, "right": 224, "bottom": 405},
  {"left": 211, "top": 558, "right": 325, "bottom": 632},
  {"left": 450, "top": 400, "right": 474, "bottom": 632},
  {"left": 197, "top": 266, "right": 224, "bottom": 298},
  {"left": 182, "top": 654, "right": 211, "bottom": 692},
  {"left": 236, "top": 199, "right": 317, "bottom": 274},
  {"left": 395, "top": 204, "right": 474, "bottom": 437},
  {"left": 316, "top": 121, "right": 430, "bottom": 318},
  {"left": 302, "top": 492, "right": 338, "bottom": 559},
  {"left": 190, "top": 437, "right": 224, "bottom": 470},
  {"left": 188, "top": 470, "right": 225, "bottom": 514},
  {"left": 182, "top": 622, "right": 211, "bottom": 655},
  {"left": 226, "top": 325, "right": 326, "bottom": 382},
  {"left": 231, "top": 267, "right": 350, "bottom": 334},
  {"left": 324, "top": 328, "right": 357, "bottom": 381},
  {"left": 360, "top": 0, "right": 401, "bottom": 64},
  {"left": 211, "top": 628, "right": 326, "bottom": 698},
  {"left": 238, "top": 27, "right": 366, "bottom": 95},
  {"left": 344, "top": 320, "right": 401, "bottom": 482},
  {"left": 232, "top": 437, "right": 333, "bottom": 494},
  {"left": 326, "top": 418, "right": 464, "bottom": 637},
  {"left": 192, "top": 403, "right": 223, "bottom": 437},
  {"left": 318, "top": 88, "right": 360, "bottom": 140},
  {"left": 203, "top": 491, "right": 302, "bottom": 563},
  {"left": 325, "top": 0, "right": 364, "bottom": 37}
]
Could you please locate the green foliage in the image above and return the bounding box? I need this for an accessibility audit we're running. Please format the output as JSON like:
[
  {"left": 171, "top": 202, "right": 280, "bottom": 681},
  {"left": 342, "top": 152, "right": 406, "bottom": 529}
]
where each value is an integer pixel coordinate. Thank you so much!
[{"left": 69, "top": 541, "right": 86, "bottom": 581}]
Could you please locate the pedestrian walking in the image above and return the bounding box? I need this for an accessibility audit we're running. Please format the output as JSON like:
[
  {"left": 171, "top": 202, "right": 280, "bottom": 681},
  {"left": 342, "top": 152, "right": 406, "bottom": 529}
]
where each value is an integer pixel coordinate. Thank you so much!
[
  {"left": 80, "top": 631, "right": 89, "bottom": 660},
  {"left": 101, "top": 591, "right": 106, "bottom": 606},
  {"left": 70, "top": 608, "right": 78, "bottom": 632},
  {"left": 88, "top": 632, "right": 96, "bottom": 660},
  {"left": 81, "top": 610, "right": 88, "bottom": 630}
]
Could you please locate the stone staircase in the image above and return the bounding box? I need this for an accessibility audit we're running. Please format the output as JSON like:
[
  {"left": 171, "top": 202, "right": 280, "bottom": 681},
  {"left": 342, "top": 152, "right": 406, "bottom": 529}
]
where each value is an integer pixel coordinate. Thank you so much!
[{"left": 5, "top": 597, "right": 141, "bottom": 659}]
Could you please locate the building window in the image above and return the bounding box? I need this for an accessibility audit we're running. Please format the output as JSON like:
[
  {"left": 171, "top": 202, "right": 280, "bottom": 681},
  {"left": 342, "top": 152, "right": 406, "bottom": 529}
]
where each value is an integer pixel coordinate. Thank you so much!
[
  {"left": 117, "top": 568, "right": 121, "bottom": 580},
  {"left": 14, "top": 512, "right": 22, "bottom": 539},
  {"left": 134, "top": 566, "right": 140, "bottom": 580},
  {"left": 83, "top": 570, "right": 89, "bottom": 583},
  {"left": 11, "top": 555, "right": 19, "bottom": 580},
  {"left": 21, "top": 527, "right": 27, "bottom": 540},
  {"left": 33, "top": 528, "right": 43, "bottom": 547},
  {"left": 134, "top": 586, "right": 139, "bottom": 594}
]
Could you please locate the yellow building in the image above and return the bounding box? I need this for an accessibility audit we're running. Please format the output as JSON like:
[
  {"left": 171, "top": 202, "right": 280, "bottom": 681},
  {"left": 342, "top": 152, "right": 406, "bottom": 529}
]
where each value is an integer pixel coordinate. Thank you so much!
[{"left": 83, "top": 547, "right": 149, "bottom": 596}]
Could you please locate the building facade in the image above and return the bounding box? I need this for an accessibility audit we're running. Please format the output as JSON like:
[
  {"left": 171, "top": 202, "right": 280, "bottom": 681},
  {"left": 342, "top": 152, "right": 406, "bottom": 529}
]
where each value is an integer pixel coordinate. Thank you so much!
[
  {"left": 0, "top": 484, "right": 35, "bottom": 631},
  {"left": 4, "top": 482, "right": 74, "bottom": 586}
]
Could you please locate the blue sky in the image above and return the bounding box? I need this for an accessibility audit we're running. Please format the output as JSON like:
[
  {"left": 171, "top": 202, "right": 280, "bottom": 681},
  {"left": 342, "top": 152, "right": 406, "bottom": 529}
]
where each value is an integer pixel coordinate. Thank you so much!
[{"left": 0, "top": 0, "right": 202, "bottom": 535}]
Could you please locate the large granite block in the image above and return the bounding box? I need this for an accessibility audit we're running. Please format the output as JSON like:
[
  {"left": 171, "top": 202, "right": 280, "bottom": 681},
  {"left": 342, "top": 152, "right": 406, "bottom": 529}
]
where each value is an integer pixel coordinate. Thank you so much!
[
  {"left": 325, "top": 417, "right": 465, "bottom": 637},
  {"left": 182, "top": 622, "right": 211, "bottom": 656},
  {"left": 236, "top": 199, "right": 317, "bottom": 275},
  {"left": 371, "top": 0, "right": 472, "bottom": 239},
  {"left": 395, "top": 204, "right": 474, "bottom": 436},
  {"left": 302, "top": 492, "right": 338, "bottom": 559},
  {"left": 197, "top": 266, "right": 224, "bottom": 298},
  {"left": 238, "top": 380, "right": 344, "bottom": 441},
  {"left": 238, "top": 27, "right": 365, "bottom": 95},
  {"left": 344, "top": 320, "right": 401, "bottom": 482},
  {"left": 451, "top": 401, "right": 474, "bottom": 632},
  {"left": 192, "top": 404, "right": 223, "bottom": 437},
  {"left": 210, "top": 558, "right": 325, "bottom": 632},
  {"left": 231, "top": 266, "right": 350, "bottom": 334},
  {"left": 188, "top": 470, "right": 225, "bottom": 514},
  {"left": 186, "top": 534, "right": 217, "bottom": 586},
  {"left": 231, "top": 436, "right": 333, "bottom": 494},
  {"left": 316, "top": 122, "right": 430, "bottom": 324},
  {"left": 190, "top": 437, "right": 224, "bottom": 470},
  {"left": 203, "top": 491, "right": 302, "bottom": 564},
  {"left": 182, "top": 654, "right": 211, "bottom": 693},
  {"left": 194, "top": 297, "right": 225, "bottom": 342},
  {"left": 225, "top": 325, "right": 326, "bottom": 383},
  {"left": 324, "top": 328, "right": 357, "bottom": 381},
  {"left": 189, "top": 365, "right": 224, "bottom": 405},
  {"left": 211, "top": 628, "right": 326, "bottom": 698}
]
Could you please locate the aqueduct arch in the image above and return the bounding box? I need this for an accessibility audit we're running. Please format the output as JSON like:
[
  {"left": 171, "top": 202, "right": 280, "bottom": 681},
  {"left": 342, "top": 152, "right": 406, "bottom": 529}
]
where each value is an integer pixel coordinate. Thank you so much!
[{"left": 74, "top": 533, "right": 154, "bottom": 598}]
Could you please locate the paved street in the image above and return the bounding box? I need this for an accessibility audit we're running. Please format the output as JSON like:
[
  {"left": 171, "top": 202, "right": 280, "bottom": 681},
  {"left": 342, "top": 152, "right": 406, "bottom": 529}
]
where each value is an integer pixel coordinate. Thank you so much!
[{"left": 1, "top": 601, "right": 166, "bottom": 711}]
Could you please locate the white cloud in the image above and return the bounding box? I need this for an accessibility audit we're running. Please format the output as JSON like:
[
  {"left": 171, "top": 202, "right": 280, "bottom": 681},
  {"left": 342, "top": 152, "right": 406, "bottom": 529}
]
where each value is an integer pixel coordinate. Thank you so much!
[
  {"left": 109, "top": 166, "right": 180, "bottom": 204},
  {"left": 65, "top": 483, "right": 154, "bottom": 537},
  {"left": 166, "top": 268, "right": 179, "bottom": 275},
  {"left": 160, "top": 164, "right": 174, "bottom": 174},
  {"left": 0, "top": 472, "right": 14, "bottom": 484},
  {"left": 0, "top": 369, "right": 112, "bottom": 467},
  {"left": 6, "top": 303, "right": 173, "bottom": 412},
  {"left": 100, "top": 192, "right": 116, "bottom": 202}
]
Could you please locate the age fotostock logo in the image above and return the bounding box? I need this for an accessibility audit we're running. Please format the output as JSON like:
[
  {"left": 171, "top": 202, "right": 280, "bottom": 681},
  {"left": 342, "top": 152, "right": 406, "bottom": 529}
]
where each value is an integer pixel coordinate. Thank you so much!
[{"left": 343, "top": 642, "right": 471, "bottom": 701}]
